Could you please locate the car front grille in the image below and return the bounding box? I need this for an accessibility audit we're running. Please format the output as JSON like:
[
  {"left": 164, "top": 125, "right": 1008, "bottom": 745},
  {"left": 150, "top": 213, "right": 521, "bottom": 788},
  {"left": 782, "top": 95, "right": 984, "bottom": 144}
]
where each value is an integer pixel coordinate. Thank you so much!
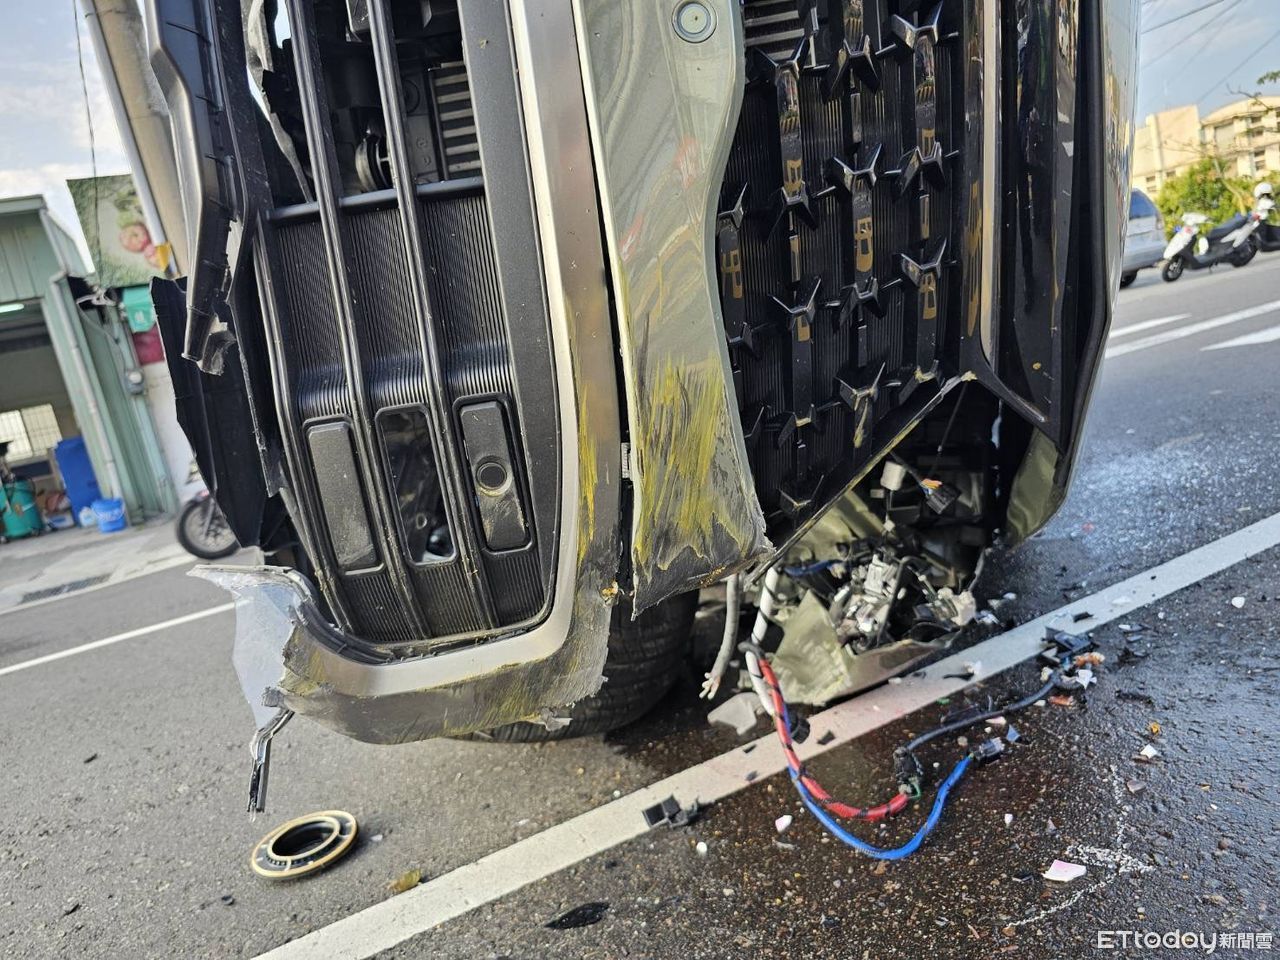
[{"left": 717, "top": 0, "right": 967, "bottom": 541}]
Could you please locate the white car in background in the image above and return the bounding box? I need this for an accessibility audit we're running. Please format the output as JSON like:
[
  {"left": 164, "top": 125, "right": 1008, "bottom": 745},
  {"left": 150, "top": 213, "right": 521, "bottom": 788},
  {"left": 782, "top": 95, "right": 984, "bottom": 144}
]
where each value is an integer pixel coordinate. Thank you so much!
[{"left": 1121, "top": 189, "right": 1166, "bottom": 288}]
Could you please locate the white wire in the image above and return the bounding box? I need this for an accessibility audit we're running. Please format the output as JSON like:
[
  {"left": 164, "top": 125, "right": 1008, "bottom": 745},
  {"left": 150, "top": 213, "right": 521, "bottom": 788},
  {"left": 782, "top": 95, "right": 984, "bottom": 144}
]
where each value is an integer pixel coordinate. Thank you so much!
[
  {"left": 700, "top": 574, "right": 741, "bottom": 699},
  {"left": 743, "top": 565, "right": 782, "bottom": 716}
]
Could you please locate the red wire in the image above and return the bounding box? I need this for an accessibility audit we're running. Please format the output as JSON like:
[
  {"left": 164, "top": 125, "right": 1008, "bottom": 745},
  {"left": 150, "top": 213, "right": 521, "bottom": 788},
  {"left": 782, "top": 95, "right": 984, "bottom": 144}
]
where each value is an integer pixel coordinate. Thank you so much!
[{"left": 758, "top": 657, "right": 909, "bottom": 823}]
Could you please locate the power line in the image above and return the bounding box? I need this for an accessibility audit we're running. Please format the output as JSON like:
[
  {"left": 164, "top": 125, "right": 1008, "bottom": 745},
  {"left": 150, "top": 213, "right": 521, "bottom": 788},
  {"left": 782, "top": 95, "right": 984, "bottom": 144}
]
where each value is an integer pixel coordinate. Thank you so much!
[
  {"left": 1143, "top": 0, "right": 1234, "bottom": 33},
  {"left": 1141, "top": 0, "right": 1246, "bottom": 67},
  {"left": 1196, "top": 24, "right": 1280, "bottom": 102}
]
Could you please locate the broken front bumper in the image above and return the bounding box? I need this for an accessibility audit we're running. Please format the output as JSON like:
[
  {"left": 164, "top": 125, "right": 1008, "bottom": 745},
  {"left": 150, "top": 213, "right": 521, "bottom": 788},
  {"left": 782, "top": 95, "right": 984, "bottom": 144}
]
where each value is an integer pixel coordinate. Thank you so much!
[{"left": 153, "top": 0, "right": 1139, "bottom": 745}]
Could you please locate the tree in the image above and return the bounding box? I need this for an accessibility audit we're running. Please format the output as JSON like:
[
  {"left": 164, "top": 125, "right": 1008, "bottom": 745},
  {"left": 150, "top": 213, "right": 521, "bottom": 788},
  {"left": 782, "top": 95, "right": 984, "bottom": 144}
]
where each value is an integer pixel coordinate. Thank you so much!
[{"left": 1154, "top": 158, "right": 1255, "bottom": 237}]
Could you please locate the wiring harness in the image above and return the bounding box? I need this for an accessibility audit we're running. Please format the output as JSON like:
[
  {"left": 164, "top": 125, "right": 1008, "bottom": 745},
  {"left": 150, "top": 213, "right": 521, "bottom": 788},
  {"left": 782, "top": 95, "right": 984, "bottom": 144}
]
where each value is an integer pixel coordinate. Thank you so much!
[{"left": 741, "top": 581, "right": 1097, "bottom": 860}]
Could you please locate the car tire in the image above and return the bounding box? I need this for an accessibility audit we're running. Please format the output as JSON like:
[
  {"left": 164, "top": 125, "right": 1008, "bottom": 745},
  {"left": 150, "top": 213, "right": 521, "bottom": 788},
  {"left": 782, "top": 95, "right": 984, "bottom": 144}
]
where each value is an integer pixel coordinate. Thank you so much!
[
  {"left": 1161, "top": 257, "right": 1184, "bottom": 282},
  {"left": 1119, "top": 271, "right": 1137, "bottom": 288},
  {"left": 477, "top": 590, "right": 698, "bottom": 742}
]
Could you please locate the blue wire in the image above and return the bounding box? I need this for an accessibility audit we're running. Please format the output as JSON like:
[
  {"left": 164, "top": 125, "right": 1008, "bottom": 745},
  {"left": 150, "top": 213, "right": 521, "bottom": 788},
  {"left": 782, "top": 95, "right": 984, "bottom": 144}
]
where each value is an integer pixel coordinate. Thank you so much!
[
  {"left": 783, "top": 559, "right": 841, "bottom": 578},
  {"left": 771, "top": 671, "right": 972, "bottom": 860},
  {"left": 789, "top": 755, "right": 973, "bottom": 860}
]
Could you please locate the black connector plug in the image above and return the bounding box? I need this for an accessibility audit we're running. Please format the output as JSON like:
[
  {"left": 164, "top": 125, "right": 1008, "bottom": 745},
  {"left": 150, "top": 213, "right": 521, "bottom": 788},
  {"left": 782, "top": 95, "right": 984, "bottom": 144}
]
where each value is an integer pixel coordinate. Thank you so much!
[{"left": 973, "top": 738, "right": 1006, "bottom": 764}]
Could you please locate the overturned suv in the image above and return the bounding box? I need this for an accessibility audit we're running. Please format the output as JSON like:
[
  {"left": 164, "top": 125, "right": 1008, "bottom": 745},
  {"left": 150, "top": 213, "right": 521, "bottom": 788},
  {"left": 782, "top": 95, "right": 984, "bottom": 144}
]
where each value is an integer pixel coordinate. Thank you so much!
[{"left": 146, "top": 0, "right": 1138, "bottom": 806}]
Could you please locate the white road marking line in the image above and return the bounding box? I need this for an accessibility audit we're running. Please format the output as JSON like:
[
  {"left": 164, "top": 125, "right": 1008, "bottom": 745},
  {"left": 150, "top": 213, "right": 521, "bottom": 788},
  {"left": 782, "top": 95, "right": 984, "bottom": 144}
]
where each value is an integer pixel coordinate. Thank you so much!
[
  {"left": 1105, "top": 299, "right": 1280, "bottom": 359},
  {"left": 0, "top": 604, "right": 234, "bottom": 678},
  {"left": 257, "top": 510, "right": 1280, "bottom": 960},
  {"left": 1202, "top": 322, "right": 1280, "bottom": 351},
  {"left": 1107, "top": 312, "right": 1190, "bottom": 339}
]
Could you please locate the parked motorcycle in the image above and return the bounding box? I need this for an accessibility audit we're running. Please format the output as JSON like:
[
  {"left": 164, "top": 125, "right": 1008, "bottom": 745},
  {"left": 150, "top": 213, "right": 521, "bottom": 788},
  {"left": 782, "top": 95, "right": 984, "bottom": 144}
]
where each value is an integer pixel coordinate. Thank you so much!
[
  {"left": 1161, "top": 210, "right": 1257, "bottom": 281},
  {"left": 1241, "top": 182, "right": 1280, "bottom": 254},
  {"left": 176, "top": 490, "right": 239, "bottom": 560}
]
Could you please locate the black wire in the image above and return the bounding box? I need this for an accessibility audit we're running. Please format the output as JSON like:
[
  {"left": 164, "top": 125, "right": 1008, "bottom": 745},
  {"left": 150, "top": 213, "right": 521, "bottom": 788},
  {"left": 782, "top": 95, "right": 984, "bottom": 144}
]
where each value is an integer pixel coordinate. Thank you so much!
[
  {"left": 1142, "top": 0, "right": 1232, "bottom": 33},
  {"left": 901, "top": 678, "right": 1056, "bottom": 754}
]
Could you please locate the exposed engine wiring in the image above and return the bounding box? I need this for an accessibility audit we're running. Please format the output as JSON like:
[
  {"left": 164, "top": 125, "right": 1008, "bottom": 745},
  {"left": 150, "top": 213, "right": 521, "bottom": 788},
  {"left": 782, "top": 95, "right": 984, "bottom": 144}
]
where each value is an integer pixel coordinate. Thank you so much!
[
  {"left": 700, "top": 574, "right": 741, "bottom": 700},
  {"left": 901, "top": 678, "right": 1055, "bottom": 756},
  {"left": 743, "top": 566, "right": 783, "bottom": 717},
  {"left": 757, "top": 653, "right": 908, "bottom": 822},
  {"left": 795, "top": 754, "right": 972, "bottom": 861}
]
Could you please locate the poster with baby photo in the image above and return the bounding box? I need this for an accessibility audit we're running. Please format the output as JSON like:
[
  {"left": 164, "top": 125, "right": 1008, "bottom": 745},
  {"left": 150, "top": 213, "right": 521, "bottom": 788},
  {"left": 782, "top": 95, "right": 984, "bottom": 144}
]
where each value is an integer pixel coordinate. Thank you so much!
[{"left": 66, "top": 174, "right": 167, "bottom": 289}]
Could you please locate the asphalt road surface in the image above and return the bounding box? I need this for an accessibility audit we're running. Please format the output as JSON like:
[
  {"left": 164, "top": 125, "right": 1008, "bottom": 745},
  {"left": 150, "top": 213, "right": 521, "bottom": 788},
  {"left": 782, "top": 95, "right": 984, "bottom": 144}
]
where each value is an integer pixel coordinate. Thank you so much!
[{"left": 3, "top": 254, "right": 1280, "bottom": 959}]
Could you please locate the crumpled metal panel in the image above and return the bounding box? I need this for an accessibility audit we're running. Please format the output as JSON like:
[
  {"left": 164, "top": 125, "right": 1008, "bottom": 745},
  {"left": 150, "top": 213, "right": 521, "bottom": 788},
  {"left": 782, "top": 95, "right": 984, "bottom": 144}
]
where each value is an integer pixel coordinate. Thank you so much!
[{"left": 573, "top": 0, "right": 770, "bottom": 611}]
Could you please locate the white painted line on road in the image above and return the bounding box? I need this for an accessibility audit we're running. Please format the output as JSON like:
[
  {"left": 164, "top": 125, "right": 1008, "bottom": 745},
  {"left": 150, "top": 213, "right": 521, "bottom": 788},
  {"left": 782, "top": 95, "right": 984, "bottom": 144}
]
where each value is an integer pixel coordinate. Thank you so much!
[
  {"left": 1106, "top": 300, "right": 1280, "bottom": 359},
  {"left": 0, "top": 604, "right": 234, "bottom": 679},
  {"left": 1108, "top": 312, "right": 1190, "bottom": 339},
  {"left": 1202, "top": 322, "right": 1280, "bottom": 351},
  {"left": 258, "top": 510, "right": 1280, "bottom": 960}
]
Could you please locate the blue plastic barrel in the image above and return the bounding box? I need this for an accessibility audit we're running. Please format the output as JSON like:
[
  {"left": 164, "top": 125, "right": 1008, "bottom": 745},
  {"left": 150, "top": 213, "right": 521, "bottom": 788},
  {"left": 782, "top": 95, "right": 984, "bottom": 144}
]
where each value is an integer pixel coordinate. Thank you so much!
[{"left": 91, "top": 497, "right": 128, "bottom": 533}]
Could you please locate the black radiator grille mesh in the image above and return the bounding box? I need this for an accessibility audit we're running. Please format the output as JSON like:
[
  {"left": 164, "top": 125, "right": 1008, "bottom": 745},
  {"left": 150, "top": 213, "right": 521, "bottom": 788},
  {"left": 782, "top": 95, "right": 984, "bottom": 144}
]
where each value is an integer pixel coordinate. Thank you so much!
[{"left": 718, "top": 0, "right": 965, "bottom": 532}]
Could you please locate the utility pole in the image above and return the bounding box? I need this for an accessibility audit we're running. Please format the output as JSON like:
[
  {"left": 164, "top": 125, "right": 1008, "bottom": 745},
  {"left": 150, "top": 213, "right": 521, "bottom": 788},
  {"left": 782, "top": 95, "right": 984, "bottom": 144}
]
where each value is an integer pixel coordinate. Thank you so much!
[{"left": 79, "top": 0, "right": 189, "bottom": 274}]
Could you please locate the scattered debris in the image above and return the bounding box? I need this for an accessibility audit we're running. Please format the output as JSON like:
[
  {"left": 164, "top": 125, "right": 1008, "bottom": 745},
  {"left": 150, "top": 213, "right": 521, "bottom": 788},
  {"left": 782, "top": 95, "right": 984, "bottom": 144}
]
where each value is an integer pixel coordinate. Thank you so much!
[
  {"left": 545, "top": 902, "right": 609, "bottom": 930},
  {"left": 774, "top": 839, "right": 796, "bottom": 851},
  {"left": 817, "top": 730, "right": 836, "bottom": 746},
  {"left": 1003, "top": 813, "right": 1014, "bottom": 827},
  {"left": 220, "top": 894, "right": 235, "bottom": 906},
  {"left": 1148, "top": 721, "right": 1162, "bottom": 736},
  {"left": 775, "top": 814, "right": 794, "bottom": 834},
  {"left": 1230, "top": 596, "right": 1246, "bottom": 609},
  {"left": 1074, "top": 652, "right": 1106, "bottom": 668},
  {"left": 1117, "top": 646, "right": 1148, "bottom": 667},
  {"left": 250, "top": 810, "right": 359, "bottom": 881},
  {"left": 387, "top": 869, "right": 422, "bottom": 894},
  {"left": 1043, "top": 860, "right": 1087, "bottom": 883},
  {"left": 371, "top": 833, "right": 383, "bottom": 843},
  {"left": 944, "top": 661, "right": 982, "bottom": 680},
  {"left": 707, "top": 691, "right": 764, "bottom": 736},
  {"left": 1135, "top": 744, "right": 1161, "bottom": 763},
  {"left": 695, "top": 841, "right": 708, "bottom": 857},
  {"left": 1126, "top": 779, "right": 1146, "bottom": 796},
  {"left": 1071, "top": 611, "right": 1092, "bottom": 623},
  {"left": 1046, "top": 818, "right": 1058, "bottom": 834},
  {"left": 989, "top": 716, "right": 1007, "bottom": 729},
  {"left": 82, "top": 753, "right": 98, "bottom": 765},
  {"left": 641, "top": 796, "right": 700, "bottom": 830},
  {"left": 1048, "top": 694, "right": 1076, "bottom": 708},
  {"left": 1006, "top": 725, "right": 1022, "bottom": 744},
  {"left": 62, "top": 902, "right": 80, "bottom": 917},
  {"left": 1011, "top": 871, "right": 1036, "bottom": 884}
]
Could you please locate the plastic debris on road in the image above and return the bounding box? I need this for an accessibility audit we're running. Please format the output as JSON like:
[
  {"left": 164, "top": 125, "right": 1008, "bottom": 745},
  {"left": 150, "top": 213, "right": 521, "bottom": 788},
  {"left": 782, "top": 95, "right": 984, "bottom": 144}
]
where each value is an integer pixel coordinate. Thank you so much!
[
  {"left": 545, "top": 902, "right": 609, "bottom": 930},
  {"left": 707, "top": 691, "right": 764, "bottom": 736},
  {"left": 1230, "top": 596, "right": 1246, "bottom": 609},
  {"left": 1136, "top": 744, "right": 1161, "bottom": 762},
  {"left": 1043, "top": 860, "right": 1087, "bottom": 883},
  {"left": 775, "top": 814, "right": 794, "bottom": 834}
]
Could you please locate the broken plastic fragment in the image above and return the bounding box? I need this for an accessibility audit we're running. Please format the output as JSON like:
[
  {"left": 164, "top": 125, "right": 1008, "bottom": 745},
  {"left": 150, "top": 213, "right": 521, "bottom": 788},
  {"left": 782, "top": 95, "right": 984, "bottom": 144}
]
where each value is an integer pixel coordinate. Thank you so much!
[
  {"left": 1137, "top": 744, "right": 1161, "bottom": 762},
  {"left": 1003, "top": 813, "right": 1013, "bottom": 827},
  {"left": 775, "top": 814, "right": 793, "bottom": 834},
  {"left": 1230, "top": 596, "right": 1246, "bottom": 609},
  {"left": 707, "top": 691, "right": 764, "bottom": 736},
  {"left": 1043, "top": 860, "right": 1087, "bottom": 883}
]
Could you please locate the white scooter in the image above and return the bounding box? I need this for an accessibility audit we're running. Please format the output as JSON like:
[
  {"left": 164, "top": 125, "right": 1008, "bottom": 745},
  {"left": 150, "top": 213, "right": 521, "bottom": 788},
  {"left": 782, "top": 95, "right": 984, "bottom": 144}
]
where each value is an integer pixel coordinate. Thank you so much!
[
  {"left": 1226, "top": 181, "right": 1278, "bottom": 255},
  {"left": 1161, "top": 209, "right": 1256, "bottom": 282}
]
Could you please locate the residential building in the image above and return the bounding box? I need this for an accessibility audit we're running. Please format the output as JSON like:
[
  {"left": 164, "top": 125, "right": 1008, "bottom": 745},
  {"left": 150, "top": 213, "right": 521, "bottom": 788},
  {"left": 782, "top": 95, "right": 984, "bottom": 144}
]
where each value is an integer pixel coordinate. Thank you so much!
[{"left": 1131, "top": 96, "right": 1280, "bottom": 196}]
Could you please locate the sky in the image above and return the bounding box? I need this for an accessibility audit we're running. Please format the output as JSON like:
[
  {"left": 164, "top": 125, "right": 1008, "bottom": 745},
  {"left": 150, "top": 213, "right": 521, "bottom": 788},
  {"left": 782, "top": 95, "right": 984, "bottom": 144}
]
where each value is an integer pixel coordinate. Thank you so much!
[{"left": 0, "top": 0, "right": 1277, "bottom": 265}]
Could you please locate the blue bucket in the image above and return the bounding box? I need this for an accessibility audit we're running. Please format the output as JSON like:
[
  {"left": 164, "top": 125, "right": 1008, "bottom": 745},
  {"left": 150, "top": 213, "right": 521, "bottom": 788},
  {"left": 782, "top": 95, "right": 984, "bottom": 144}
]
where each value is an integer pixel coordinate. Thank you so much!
[{"left": 91, "top": 497, "right": 128, "bottom": 533}]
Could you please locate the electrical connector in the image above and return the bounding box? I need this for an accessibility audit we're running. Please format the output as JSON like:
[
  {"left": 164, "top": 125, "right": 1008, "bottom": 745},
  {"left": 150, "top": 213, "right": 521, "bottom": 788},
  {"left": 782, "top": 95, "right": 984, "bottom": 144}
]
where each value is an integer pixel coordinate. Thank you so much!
[{"left": 972, "top": 738, "right": 1006, "bottom": 764}]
